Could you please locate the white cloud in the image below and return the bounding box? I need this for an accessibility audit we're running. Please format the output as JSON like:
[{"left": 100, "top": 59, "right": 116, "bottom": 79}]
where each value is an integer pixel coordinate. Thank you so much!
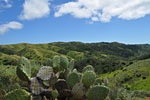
[
  {"left": 0, "top": 0, "right": 12, "bottom": 8},
  {"left": 0, "top": 21, "right": 23, "bottom": 35},
  {"left": 4, "top": 0, "right": 8, "bottom": 3},
  {"left": 55, "top": 0, "right": 150, "bottom": 22},
  {"left": 19, "top": 0, "right": 50, "bottom": 20}
]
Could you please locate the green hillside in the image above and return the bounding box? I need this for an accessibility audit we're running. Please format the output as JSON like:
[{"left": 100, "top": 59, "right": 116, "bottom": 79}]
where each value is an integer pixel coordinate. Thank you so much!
[
  {"left": 102, "top": 59, "right": 150, "bottom": 91},
  {"left": 1, "top": 42, "right": 150, "bottom": 73},
  {"left": 1, "top": 42, "right": 150, "bottom": 100}
]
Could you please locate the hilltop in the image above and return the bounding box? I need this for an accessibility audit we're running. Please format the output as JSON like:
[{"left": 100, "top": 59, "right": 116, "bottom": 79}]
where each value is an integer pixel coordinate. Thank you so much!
[{"left": 1, "top": 42, "right": 150, "bottom": 74}]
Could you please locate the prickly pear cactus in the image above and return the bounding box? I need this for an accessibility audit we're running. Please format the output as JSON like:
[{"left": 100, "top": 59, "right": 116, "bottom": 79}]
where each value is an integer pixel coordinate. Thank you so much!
[
  {"left": 31, "top": 95, "right": 42, "bottom": 100},
  {"left": 51, "top": 90, "right": 58, "bottom": 99},
  {"left": 67, "top": 72, "right": 80, "bottom": 88},
  {"left": 60, "top": 55, "right": 69, "bottom": 71},
  {"left": 49, "top": 75, "right": 58, "bottom": 87},
  {"left": 95, "top": 78, "right": 102, "bottom": 85},
  {"left": 59, "top": 71, "right": 66, "bottom": 79},
  {"left": 53, "top": 55, "right": 60, "bottom": 69},
  {"left": 72, "top": 83, "right": 86, "bottom": 100},
  {"left": 64, "top": 68, "right": 71, "bottom": 79},
  {"left": 55, "top": 79, "right": 70, "bottom": 98},
  {"left": 30, "top": 77, "right": 43, "bottom": 95},
  {"left": 104, "top": 78, "right": 109, "bottom": 86},
  {"left": 37, "top": 66, "right": 53, "bottom": 81},
  {"left": 69, "top": 59, "right": 74, "bottom": 71},
  {"left": 82, "top": 71, "right": 96, "bottom": 88},
  {"left": 46, "top": 58, "right": 52, "bottom": 66},
  {"left": 3, "top": 89, "right": 30, "bottom": 100},
  {"left": 86, "top": 85, "right": 109, "bottom": 100},
  {"left": 16, "top": 57, "right": 31, "bottom": 82},
  {"left": 82, "top": 65, "right": 94, "bottom": 73}
]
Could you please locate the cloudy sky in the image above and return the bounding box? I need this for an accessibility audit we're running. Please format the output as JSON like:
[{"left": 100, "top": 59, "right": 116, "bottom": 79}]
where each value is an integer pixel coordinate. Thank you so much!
[{"left": 0, "top": 0, "right": 150, "bottom": 44}]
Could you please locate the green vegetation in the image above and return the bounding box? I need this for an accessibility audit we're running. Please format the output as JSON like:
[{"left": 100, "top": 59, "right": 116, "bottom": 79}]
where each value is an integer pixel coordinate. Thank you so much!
[
  {"left": 1, "top": 55, "right": 110, "bottom": 100},
  {"left": 1, "top": 42, "right": 150, "bottom": 100}
]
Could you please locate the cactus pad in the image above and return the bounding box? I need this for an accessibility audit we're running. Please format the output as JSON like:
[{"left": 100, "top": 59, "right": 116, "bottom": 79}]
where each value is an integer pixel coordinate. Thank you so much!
[
  {"left": 67, "top": 72, "right": 80, "bottom": 88},
  {"left": 37, "top": 66, "right": 53, "bottom": 81},
  {"left": 3, "top": 89, "right": 30, "bottom": 100},
  {"left": 82, "top": 71, "right": 96, "bottom": 88},
  {"left": 55, "top": 79, "right": 69, "bottom": 91},
  {"left": 16, "top": 57, "right": 31, "bottom": 82},
  {"left": 49, "top": 75, "right": 58, "bottom": 87},
  {"left": 72, "top": 83, "right": 86, "bottom": 100},
  {"left": 46, "top": 58, "right": 52, "bottom": 66},
  {"left": 60, "top": 55, "right": 69, "bottom": 71},
  {"left": 69, "top": 59, "right": 74, "bottom": 71},
  {"left": 95, "top": 78, "right": 102, "bottom": 85},
  {"left": 82, "top": 65, "right": 94, "bottom": 73},
  {"left": 53, "top": 55, "right": 60, "bottom": 68},
  {"left": 30, "top": 77, "right": 43, "bottom": 95},
  {"left": 86, "top": 85, "right": 109, "bottom": 100},
  {"left": 52, "top": 90, "right": 58, "bottom": 99}
]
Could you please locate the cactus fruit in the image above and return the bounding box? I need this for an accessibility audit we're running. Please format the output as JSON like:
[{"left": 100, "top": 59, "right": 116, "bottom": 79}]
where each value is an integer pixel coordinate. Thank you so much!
[
  {"left": 67, "top": 72, "right": 80, "bottom": 88},
  {"left": 16, "top": 57, "right": 31, "bottom": 82},
  {"left": 30, "top": 77, "right": 43, "bottom": 95},
  {"left": 82, "top": 71, "right": 96, "bottom": 88},
  {"left": 72, "top": 83, "right": 86, "bottom": 100},
  {"left": 60, "top": 55, "right": 69, "bottom": 71},
  {"left": 37, "top": 66, "right": 53, "bottom": 81},
  {"left": 82, "top": 65, "right": 94, "bottom": 73},
  {"left": 53, "top": 55, "right": 60, "bottom": 69},
  {"left": 3, "top": 89, "right": 30, "bottom": 100},
  {"left": 86, "top": 85, "right": 109, "bottom": 100}
]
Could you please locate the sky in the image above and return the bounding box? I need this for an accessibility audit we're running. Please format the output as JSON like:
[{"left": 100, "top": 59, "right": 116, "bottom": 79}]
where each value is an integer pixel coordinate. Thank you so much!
[{"left": 0, "top": 0, "right": 150, "bottom": 45}]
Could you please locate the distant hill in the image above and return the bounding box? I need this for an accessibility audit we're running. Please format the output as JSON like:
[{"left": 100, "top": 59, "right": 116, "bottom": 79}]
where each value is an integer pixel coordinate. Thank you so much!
[
  {"left": 1, "top": 42, "right": 150, "bottom": 74},
  {"left": 102, "top": 59, "right": 150, "bottom": 91}
]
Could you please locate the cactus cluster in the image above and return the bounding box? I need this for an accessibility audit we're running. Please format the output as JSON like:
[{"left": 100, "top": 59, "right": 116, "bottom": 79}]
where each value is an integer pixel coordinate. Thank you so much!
[{"left": 3, "top": 56, "right": 110, "bottom": 100}]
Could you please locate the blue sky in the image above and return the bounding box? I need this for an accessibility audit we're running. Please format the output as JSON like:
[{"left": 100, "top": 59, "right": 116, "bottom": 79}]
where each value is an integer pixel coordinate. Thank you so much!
[{"left": 0, "top": 0, "right": 150, "bottom": 45}]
